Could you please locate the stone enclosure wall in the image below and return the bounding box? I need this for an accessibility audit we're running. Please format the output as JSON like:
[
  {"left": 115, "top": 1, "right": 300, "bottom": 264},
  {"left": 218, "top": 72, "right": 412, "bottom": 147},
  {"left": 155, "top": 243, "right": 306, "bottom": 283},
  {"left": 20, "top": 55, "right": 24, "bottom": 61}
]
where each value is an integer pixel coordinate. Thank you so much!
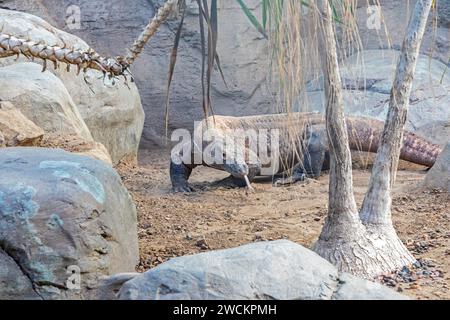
[{"left": 1, "top": 0, "right": 449, "bottom": 147}]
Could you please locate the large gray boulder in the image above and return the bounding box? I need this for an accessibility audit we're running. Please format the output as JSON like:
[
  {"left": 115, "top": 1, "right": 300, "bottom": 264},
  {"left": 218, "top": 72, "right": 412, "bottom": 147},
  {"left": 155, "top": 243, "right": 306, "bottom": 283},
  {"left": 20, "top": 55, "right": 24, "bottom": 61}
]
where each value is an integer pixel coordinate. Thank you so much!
[
  {"left": 0, "top": 148, "right": 139, "bottom": 299},
  {"left": 0, "top": 62, "right": 93, "bottom": 141},
  {"left": 0, "top": 8, "right": 145, "bottom": 164},
  {"left": 424, "top": 143, "right": 450, "bottom": 191},
  {"left": 0, "top": 101, "right": 44, "bottom": 147},
  {"left": 303, "top": 50, "right": 450, "bottom": 146},
  {"left": 116, "top": 240, "right": 406, "bottom": 300}
]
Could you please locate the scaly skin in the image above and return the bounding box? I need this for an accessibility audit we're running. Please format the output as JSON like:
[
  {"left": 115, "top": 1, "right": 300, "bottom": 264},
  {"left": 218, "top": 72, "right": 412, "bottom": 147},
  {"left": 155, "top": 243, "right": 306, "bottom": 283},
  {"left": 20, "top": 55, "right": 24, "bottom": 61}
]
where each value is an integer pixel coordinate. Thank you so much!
[
  {"left": 170, "top": 113, "right": 442, "bottom": 192},
  {"left": 170, "top": 112, "right": 322, "bottom": 192}
]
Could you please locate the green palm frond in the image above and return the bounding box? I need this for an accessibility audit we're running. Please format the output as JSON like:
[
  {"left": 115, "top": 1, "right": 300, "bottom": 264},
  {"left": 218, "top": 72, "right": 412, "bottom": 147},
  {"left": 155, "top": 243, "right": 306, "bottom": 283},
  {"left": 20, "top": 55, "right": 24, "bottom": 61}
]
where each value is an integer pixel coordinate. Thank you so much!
[{"left": 235, "top": 0, "right": 268, "bottom": 38}]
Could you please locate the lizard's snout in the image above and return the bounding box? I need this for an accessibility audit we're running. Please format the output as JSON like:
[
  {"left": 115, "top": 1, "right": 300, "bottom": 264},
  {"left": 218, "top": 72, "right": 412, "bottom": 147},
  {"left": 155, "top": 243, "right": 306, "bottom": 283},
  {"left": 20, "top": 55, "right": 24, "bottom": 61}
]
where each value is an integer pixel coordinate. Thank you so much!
[{"left": 224, "top": 162, "right": 249, "bottom": 178}]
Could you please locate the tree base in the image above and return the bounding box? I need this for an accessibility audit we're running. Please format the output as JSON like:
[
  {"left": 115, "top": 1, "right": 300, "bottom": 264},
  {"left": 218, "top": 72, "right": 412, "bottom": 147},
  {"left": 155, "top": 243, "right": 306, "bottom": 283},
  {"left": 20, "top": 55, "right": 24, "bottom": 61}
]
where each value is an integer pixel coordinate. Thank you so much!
[{"left": 313, "top": 217, "right": 416, "bottom": 279}]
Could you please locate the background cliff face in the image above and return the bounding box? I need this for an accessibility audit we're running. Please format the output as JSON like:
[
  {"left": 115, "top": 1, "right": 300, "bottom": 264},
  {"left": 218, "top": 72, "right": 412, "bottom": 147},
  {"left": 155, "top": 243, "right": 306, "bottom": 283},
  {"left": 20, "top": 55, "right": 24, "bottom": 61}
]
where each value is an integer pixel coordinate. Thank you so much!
[{"left": 1, "top": 0, "right": 449, "bottom": 148}]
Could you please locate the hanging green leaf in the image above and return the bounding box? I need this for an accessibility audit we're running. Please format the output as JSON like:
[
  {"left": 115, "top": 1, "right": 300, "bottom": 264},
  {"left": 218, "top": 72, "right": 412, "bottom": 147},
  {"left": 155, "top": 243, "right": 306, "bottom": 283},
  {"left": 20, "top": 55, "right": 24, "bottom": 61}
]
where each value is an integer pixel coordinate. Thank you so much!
[
  {"left": 262, "top": 0, "right": 268, "bottom": 30},
  {"left": 235, "top": 0, "right": 268, "bottom": 38}
]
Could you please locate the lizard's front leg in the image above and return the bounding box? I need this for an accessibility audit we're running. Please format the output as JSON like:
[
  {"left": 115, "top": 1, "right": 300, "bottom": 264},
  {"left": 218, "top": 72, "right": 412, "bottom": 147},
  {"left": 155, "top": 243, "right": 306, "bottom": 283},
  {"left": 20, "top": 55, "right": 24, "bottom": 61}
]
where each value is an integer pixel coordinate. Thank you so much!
[{"left": 170, "top": 153, "right": 196, "bottom": 193}]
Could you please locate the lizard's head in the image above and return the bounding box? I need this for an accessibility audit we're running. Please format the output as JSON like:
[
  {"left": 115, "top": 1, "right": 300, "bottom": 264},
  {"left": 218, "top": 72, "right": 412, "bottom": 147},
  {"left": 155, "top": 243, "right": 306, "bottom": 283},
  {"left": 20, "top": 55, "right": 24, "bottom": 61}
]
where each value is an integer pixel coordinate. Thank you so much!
[
  {"left": 222, "top": 144, "right": 261, "bottom": 180},
  {"left": 207, "top": 140, "right": 250, "bottom": 178},
  {"left": 223, "top": 161, "right": 249, "bottom": 178},
  {"left": 206, "top": 139, "right": 257, "bottom": 191},
  {"left": 223, "top": 147, "right": 259, "bottom": 192}
]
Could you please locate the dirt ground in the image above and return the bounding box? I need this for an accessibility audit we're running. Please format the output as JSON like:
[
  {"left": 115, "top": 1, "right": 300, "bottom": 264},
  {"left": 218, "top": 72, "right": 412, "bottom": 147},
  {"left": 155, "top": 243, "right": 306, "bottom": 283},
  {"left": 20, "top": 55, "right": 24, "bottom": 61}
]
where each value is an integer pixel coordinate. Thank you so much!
[{"left": 116, "top": 148, "right": 450, "bottom": 300}]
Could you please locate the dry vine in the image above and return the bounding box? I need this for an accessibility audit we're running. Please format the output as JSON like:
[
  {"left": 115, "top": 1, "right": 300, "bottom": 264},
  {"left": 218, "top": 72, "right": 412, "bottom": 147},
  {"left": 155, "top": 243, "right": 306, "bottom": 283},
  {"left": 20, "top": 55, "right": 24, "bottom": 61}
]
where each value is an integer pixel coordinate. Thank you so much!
[{"left": 0, "top": 0, "right": 177, "bottom": 81}]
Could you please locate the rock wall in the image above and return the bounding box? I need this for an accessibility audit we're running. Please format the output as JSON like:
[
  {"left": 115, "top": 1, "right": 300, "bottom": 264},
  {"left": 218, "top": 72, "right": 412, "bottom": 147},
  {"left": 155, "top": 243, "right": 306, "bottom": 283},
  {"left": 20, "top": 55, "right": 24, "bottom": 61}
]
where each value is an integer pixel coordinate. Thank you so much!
[
  {"left": 303, "top": 50, "right": 450, "bottom": 146},
  {"left": 1, "top": 0, "right": 449, "bottom": 148}
]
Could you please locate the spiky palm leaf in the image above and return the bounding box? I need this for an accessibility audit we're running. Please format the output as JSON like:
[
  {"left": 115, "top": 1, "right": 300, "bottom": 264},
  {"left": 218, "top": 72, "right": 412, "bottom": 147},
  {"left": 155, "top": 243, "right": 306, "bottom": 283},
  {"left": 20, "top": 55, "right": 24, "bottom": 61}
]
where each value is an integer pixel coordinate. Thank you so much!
[
  {"left": 0, "top": 33, "right": 129, "bottom": 76},
  {"left": 0, "top": 0, "right": 178, "bottom": 79}
]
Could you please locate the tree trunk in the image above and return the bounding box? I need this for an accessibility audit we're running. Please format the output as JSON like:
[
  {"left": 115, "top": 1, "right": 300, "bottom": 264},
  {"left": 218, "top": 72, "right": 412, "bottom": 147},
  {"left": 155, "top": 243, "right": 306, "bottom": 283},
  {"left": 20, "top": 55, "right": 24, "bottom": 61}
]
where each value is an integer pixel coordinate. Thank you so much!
[
  {"left": 361, "top": 0, "right": 433, "bottom": 225},
  {"left": 313, "top": 0, "right": 433, "bottom": 278},
  {"left": 357, "top": 0, "right": 433, "bottom": 273},
  {"left": 312, "top": 0, "right": 377, "bottom": 277}
]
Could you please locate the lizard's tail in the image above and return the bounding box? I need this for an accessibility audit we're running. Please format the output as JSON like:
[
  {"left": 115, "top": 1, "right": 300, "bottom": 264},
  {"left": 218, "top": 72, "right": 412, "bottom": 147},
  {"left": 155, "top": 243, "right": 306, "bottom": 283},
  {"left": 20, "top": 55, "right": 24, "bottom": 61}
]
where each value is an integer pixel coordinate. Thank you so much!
[
  {"left": 346, "top": 118, "right": 442, "bottom": 168},
  {"left": 399, "top": 131, "right": 442, "bottom": 167}
]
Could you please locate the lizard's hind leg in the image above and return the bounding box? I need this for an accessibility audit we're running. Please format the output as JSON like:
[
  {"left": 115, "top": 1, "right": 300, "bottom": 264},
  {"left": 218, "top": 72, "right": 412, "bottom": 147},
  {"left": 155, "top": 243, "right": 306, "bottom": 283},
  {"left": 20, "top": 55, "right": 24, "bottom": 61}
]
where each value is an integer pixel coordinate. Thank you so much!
[
  {"left": 273, "top": 165, "right": 307, "bottom": 186},
  {"left": 273, "top": 141, "right": 326, "bottom": 187}
]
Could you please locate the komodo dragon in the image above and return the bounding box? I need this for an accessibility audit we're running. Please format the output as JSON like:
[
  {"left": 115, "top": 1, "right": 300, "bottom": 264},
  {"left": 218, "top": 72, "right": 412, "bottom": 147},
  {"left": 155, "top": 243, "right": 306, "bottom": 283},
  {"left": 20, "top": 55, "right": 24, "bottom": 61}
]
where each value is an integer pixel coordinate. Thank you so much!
[{"left": 170, "top": 112, "right": 442, "bottom": 192}]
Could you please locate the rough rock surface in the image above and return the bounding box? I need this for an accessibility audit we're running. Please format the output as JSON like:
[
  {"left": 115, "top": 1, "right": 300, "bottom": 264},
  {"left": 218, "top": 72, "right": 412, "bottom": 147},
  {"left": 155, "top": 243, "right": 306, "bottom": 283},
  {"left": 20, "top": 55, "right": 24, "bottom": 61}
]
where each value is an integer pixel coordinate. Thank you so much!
[
  {"left": 0, "top": 63, "right": 92, "bottom": 140},
  {"left": 0, "top": 8, "right": 145, "bottom": 164},
  {"left": 424, "top": 143, "right": 450, "bottom": 192},
  {"left": 116, "top": 240, "right": 407, "bottom": 300},
  {"left": 0, "top": 148, "right": 139, "bottom": 299},
  {"left": 352, "top": 0, "right": 450, "bottom": 64},
  {"left": 303, "top": 50, "right": 450, "bottom": 145},
  {"left": 0, "top": 99, "right": 112, "bottom": 165},
  {"left": 0, "top": 101, "right": 44, "bottom": 146},
  {"left": 3, "top": 0, "right": 448, "bottom": 147},
  {"left": 0, "top": 249, "right": 41, "bottom": 299},
  {"left": 40, "top": 133, "right": 113, "bottom": 165}
]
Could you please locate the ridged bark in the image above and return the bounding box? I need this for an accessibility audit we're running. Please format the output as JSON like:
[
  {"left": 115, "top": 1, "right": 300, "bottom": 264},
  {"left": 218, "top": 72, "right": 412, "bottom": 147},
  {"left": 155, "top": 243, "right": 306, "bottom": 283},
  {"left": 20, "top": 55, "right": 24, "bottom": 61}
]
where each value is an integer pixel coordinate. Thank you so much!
[
  {"left": 361, "top": 0, "right": 434, "bottom": 225},
  {"left": 312, "top": 0, "right": 379, "bottom": 278}
]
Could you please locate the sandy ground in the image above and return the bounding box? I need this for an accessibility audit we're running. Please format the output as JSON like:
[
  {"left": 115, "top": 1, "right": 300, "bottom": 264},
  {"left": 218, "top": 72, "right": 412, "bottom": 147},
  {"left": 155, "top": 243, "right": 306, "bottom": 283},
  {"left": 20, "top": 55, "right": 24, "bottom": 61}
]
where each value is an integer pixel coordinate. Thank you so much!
[{"left": 116, "top": 148, "right": 450, "bottom": 300}]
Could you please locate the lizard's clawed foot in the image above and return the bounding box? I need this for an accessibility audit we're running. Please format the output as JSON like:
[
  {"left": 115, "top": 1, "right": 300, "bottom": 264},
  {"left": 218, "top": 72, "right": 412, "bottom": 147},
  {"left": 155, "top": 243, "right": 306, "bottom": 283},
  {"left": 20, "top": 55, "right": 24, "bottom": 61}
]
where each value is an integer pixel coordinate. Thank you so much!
[
  {"left": 215, "top": 175, "right": 248, "bottom": 188},
  {"left": 172, "top": 184, "right": 194, "bottom": 193},
  {"left": 273, "top": 173, "right": 307, "bottom": 187}
]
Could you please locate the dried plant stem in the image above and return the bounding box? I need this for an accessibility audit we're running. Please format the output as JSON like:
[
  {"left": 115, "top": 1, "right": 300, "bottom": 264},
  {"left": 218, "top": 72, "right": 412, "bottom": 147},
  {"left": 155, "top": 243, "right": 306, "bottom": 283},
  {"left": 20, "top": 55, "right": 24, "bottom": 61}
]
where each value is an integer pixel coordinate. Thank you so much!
[
  {"left": 0, "top": 33, "right": 127, "bottom": 76},
  {"left": 0, "top": 0, "right": 178, "bottom": 77},
  {"left": 125, "top": 0, "right": 178, "bottom": 65}
]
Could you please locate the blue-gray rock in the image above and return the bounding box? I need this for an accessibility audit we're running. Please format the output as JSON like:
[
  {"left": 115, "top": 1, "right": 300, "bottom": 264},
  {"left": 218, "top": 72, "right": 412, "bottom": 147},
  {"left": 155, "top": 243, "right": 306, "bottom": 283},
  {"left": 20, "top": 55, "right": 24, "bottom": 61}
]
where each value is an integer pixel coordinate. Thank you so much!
[
  {"left": 116, "top": 240, "right": 407, "bottom": 300},
  {"left": 0, "top": 250, "right": 41, "bottom": 299},
  {"left": 0, "top": 148, "right": 138, "bottom": 299}
]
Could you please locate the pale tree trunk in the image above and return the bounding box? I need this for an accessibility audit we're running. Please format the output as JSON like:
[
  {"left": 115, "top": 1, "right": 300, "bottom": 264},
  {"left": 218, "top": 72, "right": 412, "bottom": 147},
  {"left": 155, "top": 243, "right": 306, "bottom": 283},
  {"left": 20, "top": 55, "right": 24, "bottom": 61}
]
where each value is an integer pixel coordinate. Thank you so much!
[
  {"left": 313, "top": 0, "right": 433, "bottom": 278},
  {"left": 361, "top": 0, "right": 433, "bottom": 224},
  {"left": 312, "top": 0, "right": 377, "bottom": 276},
  {"left": 358, "top": 0, "right": 433, "bottom": 269}
]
